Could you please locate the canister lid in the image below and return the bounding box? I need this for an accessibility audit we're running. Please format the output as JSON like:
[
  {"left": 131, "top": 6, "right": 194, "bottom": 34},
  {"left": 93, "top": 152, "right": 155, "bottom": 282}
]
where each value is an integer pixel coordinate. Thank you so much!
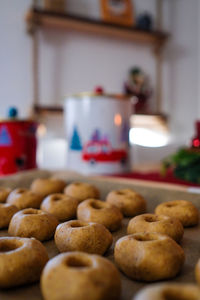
[
  {"left": 65, "top": 92, "right": 132, "bottom": 100},
  {"left": 65, "top": 86, "right": 132, "bottom": 101}
]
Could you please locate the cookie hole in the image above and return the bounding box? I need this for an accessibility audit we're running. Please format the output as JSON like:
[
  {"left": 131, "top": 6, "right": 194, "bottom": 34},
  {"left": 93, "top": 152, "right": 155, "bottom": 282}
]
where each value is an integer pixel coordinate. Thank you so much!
[
  {"left": 90, "top": 201, "right": 105, "bottom": 210},
  {"left": 16, "top": 189, "right": 26, "bottom": 194},
  {"left": 134, "top": 233, "right": 157, "bottom": 242},
  {"left": 66, "top": 256, "right": 92, "bottom": 268},
  {"left": 23, "top": 209, "right": 40, "bottom": 215},
  {"left": 144, "top": 215, "right": 158, "bottom": 223},
  {"left": 0, "top": 240, "right": 22, "bottom": 253},
  {"left": 163, "top": 289, "right": 198, "bottom": 300},
  {"left": 70, "top": 221, "right": 86, "bottom": 228},
  {"left": 52, "top": 195, "right": 63, "bottom": 201},
  {"left": 166, "top": 203, "right": 177, "bottom": 208},
  {"left": 116, "top": 191, "right": 125, "bottom": 195}
]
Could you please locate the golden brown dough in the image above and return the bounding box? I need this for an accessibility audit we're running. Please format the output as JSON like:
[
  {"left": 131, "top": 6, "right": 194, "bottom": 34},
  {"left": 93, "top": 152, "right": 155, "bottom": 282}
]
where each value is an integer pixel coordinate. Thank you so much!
[
  {"left": 6, "top": 188, "right": 43, "bottom": 209},
  {"left": 114, "top": 232, "right": 185, "bottom": 282},
  {"left": 134, "top": 283, "right": 200, "bottom": 300},
  {"left": 55, "top": 220, "right": 113, "bottom": 255},
  {"left": 41, "top": 193, "right": 79, "bottom": 222},
  {"left": 77, "top": 199, "right": 123, "bottom": 231},
  {"left": 0, "top": 237, "right": 48, "bottom": 288},
  {"left": 8, "top": 208, "right": 59, "bottom": 241},
  {"left": 41, "top": 251, "right": 121, "bottom": 300},
  {"left": 0, "top": 187, "right": 11, "bottom": 203},
  {"left": 64, "top": 181, "right": 100, "bottom": 203},
  {"left": 30, "top": 177, "right": 66, "bottom": 198},
  {"left": 106, "top": 188, "right": 146, "bottom": 217},
  {"left": 0, "top": 203, "right": 18, "bottom": 229},
  {"left": 127, "top": 213, "right": 184, "bottom": 242},
  {"left": 155, "top": 200, "right": 199, "bottom": 227},
  {"left": 195, "top": 258, "right": 200, "bottom": 284}
]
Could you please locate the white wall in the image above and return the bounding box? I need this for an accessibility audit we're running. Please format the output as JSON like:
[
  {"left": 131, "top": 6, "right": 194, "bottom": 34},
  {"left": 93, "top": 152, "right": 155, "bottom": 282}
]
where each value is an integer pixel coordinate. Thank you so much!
[
  {"left": 0, "top": 0, "right": 199, "bottom": 145},
  {"left": 165, "top": 0, "right": 199, "bottom": 144},
  {"left": 0, "top": 0, "right": 32, "bottom": 118}
]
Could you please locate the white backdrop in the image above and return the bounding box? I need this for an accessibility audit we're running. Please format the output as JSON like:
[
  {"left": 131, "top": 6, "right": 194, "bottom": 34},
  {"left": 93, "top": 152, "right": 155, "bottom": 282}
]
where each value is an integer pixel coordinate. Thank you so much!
[{"left": 0, "top": 0, "right": 199, "bottom": 146}]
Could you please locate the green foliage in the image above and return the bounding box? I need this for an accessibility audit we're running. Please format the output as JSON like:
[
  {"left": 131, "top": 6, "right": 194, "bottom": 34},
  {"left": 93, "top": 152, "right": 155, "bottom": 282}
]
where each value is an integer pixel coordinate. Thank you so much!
[{"left": 162, "top": 148, "right": 200, "bottom": 183}]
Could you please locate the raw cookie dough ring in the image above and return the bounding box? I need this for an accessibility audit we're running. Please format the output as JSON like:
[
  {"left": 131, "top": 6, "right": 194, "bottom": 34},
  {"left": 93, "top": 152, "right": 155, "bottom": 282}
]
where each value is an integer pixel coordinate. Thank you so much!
[
  {"left": 41, "top": 251, "right": 121, "bottom": 300},
  {"left": 0, "top": 203, "right": 18, "bottom": 229},
  {"left": 0, "top": 187, "right": 11, "bottom": 203},
  {"left": 106, "top": 188, "right": 146, "bottom": 217},
  {"left": 0, "top": 237, "right": 48, "bottom": 288},
  {"left": 114, "top": 232, "right": 185, "bottom": 282},
  {"left": 127, "top": 213, "right": 184, "bottom": 242},
  {"left": 64, "top": 181, "right": 100, "bottom": 203},
  {"left": 30, "top": 178, "right": 66, "bottom": 198},
  {"left": 134, "top": 283, "right": 200, "bottom": 300},
  {"left": 155, "top": 200, "right": 199, "bottom": 227},
  {"left": 55, "top": 220, "right": 113, "bottom": 255},
  {"left": 41, "top": 193, "right": 79, "bottom": 222},
  {"left": 8, "top": 208, "right": 59, "bottom": 241},
  {"left": 77, "top": 199, "right": 123, "bottom": 232},
  {"left": 6, "top": 188, "right": 43, "bottom": 209}
]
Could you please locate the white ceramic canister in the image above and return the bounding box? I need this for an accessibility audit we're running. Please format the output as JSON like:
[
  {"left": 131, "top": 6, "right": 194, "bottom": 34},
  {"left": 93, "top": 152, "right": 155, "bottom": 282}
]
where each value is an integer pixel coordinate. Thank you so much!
[{"left": 64, "top": 91, "right": 132, "bottom": 174}]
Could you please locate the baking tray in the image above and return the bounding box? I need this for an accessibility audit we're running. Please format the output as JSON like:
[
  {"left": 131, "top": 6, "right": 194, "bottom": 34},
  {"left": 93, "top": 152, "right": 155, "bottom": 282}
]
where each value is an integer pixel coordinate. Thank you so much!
[{"left": 0, "top": 169, "right": 200, "bottom": 300}]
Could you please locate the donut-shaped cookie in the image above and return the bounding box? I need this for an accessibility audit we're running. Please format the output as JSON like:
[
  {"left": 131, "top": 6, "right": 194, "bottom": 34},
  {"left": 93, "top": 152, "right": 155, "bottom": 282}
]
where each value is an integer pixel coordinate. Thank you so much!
[
  {"left": 55, "top": 220, "right": 113, "bottom": 255},
  {"left": 8, "top": 208, "right": 59, "bottom": 241},
  {"left": 30, "top": 177, "right": 66, "bottom": 198},
  {"left": 127, "top": 213, "right": 184, "bottom": 242},
  {"left": 114, "top": 232, "right": 185, "bottom": 282},
  {"left": 77, "top": 199, "right": 123, "bottom": 231},
  {"left": 41, "top": 194, "right": 79, "bottom": 222},
  {"left": 0, "top": 237, "right": 48, "bottom": 288},
  {"left": 134, "top": 283, "right": 200, "bottom": 300},
  {"left": 155, "top": 200, "right": 199, "bottom": 227},
  {"left": 7, "top": 188, "right": 43, "bottom": 210},
  {"left": 64, "top": 182, "right": 100, "bottom": 203},
  {"left": 41, "top": 251, "right": 121, "bottom": 300},
  {"left": 195, "top": 258, "right": 200, "bottom": 284},
  {"left": 106, "top": 189, "right": 146, "bottom": 217},
  {"left": 0, "top": 187, "right": 11, "bottom": 203},
  {"left": 0, "top": 203, "right": 18, "bottom": 229}
]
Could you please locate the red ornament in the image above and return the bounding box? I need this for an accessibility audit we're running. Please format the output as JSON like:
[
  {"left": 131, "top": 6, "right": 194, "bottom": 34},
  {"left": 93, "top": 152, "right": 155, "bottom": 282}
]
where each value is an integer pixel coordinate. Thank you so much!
[
  {"left": 94, "top": 86, "right": 104, "bottom": 94},
  {"left": 191, "top": 121, "right": 200, "bottom": 149}
]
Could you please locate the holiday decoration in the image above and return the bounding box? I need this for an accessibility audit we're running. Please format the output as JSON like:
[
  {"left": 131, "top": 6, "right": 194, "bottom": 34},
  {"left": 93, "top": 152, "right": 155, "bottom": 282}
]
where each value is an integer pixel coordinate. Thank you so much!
[
  {"left": 91, "top": 129, "right": 102, "bottom": 142},
  {"left": 162, "top": 148, "right": 200, "bottom": 184},
  {"left": 70, "top": 126, "right": 83, "bottom": 151},
  {"left": 100, "top": 0, "right": 134, "bottom": 27},
  {"left": 124, "top": 67, "right": 152, "bottom": 113},
  {"left": 191, "top": 121, "right": 200, "bottom": 149},
  {"left": 136, "top": 13, "right": 153, "bottom": 31}
]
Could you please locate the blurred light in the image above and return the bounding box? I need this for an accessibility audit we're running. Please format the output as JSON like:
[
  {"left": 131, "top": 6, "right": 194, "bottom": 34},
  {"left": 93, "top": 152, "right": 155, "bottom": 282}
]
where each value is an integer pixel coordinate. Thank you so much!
[
  {"left": 129, "top": 128, "right": 169, "bottom": 147},
  {"left": 129, "top": 114, "right": 170, "bottom": 148},
  {"left": 37, "top": 124, "right": 47, "bottom": 137},
  {"left": 114, "top": 114, "right": 122, "bottom": 126},
  {"left": 37, "top": 138, "right": 67, "bottom": 169}
]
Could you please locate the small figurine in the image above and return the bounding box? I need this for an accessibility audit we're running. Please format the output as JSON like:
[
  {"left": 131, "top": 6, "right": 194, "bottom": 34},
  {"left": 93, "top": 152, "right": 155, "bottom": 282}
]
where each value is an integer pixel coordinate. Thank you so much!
[
  {"left": 124, "top": 67, "right": 152, "bottom": 113},
  {"left": 136, "top": 13, "right": 153, "bottom": 31}
]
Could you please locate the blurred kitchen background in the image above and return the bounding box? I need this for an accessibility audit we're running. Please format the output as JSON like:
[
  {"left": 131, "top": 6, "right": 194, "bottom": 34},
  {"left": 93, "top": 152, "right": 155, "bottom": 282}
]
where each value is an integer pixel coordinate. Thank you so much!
[{"left": 0, "top": 0, "right": 199, "bottom": 176}]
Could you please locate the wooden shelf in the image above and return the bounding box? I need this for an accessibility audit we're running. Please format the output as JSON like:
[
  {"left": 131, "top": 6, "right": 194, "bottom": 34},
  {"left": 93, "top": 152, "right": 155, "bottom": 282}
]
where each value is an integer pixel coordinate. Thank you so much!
[
  {"left": 33, "top": 104, "right": 167, "bottom": 121},
  {"left": 26, "top": 8, "right": 169, "bottom": 48},
  {"left": 26, "top": 5, "right": 169, "bottom": 116}
]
